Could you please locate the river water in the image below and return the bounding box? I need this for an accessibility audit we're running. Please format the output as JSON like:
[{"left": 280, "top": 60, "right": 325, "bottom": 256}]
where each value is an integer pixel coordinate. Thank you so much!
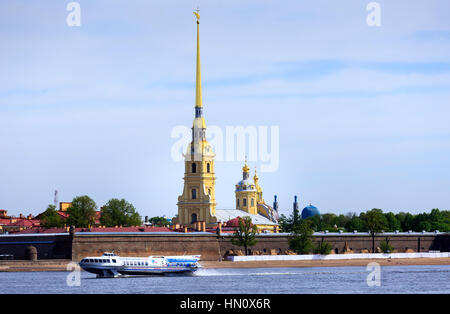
[{"left": 1, "top": 265, "right": 449, "bottom": 294}]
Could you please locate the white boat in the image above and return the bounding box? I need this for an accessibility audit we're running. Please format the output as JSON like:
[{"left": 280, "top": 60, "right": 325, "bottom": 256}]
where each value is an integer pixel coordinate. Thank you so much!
[{"left": 79, "top": 252, "right": 201, "bottom": 278}]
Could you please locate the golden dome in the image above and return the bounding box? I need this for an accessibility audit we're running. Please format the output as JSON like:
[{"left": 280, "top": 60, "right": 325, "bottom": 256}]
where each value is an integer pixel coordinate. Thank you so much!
[{"left": 242, "top": 158, "right": 250, "bottom": 173}]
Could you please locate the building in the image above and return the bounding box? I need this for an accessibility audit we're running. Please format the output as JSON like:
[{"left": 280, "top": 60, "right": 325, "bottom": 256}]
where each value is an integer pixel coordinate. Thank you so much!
[
  {"left": 172, "top": 12, "right": 279, "bottom": 233},
  {"left": 0, "top": 210, "right": 40, "bottom": 234},
  {"left": 173, "top": 12, "right": 217, "bottom": 227}
]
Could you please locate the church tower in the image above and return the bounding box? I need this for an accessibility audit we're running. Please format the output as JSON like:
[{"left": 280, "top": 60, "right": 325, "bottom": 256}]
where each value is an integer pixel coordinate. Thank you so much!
[
  {"left": 235, "top": 159, "right": 258, "bottom": 215},
  {"left": 175, "top": 11, "right": 217, "bottom": 227}
]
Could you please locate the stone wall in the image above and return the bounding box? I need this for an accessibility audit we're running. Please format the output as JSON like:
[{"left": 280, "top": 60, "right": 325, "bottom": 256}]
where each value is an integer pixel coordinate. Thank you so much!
[
  {"left": 72, "top": 233, "right": 221, "bottom": 261},
  {"left": 218, "top": 233, "right": 449, "bottom": 258},
  {"left": 0, "top": 234, "right": 72, "bottom": 260},
  {"left": 1, "top": 232, "right": 448, "bottom": 261}
]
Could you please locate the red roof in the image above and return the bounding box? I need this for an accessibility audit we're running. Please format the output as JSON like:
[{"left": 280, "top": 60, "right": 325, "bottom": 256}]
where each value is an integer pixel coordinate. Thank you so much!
[
  {"left": 0, "top": 218, "right": 40, "bottom": 227},
  {"left": 225, "top": 217, "right": 241, "bottom": 227},
  {"left": 57, "top": 211, "right": 69, "bottom": 219}
]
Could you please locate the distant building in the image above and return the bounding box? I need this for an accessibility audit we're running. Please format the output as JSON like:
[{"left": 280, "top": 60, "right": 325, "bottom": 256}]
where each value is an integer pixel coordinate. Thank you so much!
[{"left": 0, "top": 210, "right": 39, "bottom": 233}]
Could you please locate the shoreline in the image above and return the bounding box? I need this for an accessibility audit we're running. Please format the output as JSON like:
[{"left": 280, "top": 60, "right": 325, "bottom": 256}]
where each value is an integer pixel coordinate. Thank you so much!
[
  {"left": 201, "top": 257, "right": 450, "bottom": 268},
  {"left": 0, "top": 257, "right": 449, "bottom": 272}
]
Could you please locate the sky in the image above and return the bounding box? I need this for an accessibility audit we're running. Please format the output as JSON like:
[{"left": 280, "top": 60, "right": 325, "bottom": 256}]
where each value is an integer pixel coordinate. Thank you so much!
[{"left": 1, "top": 0, "right": 450, "bottom": 218}]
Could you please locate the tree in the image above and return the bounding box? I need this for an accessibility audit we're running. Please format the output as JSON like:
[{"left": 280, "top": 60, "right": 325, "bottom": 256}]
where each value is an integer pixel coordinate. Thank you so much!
[
  {"left": 380, "top": 237, "right": 394, "bottom": 253},
  {"left": 100, "top": 198, "right": 142, "bottom": 227},
  {"left": 314, "top": 238, "right": 333, "bottom": 255},
  {"left": 147, "top": 216, "right": 170, "bottom": 227},
  {"left": 384, "top": 212, "right": 401, "bottom": 232},
  {"left": 40, "top": 205, "right": 63, "bottom": 228},
  {"left": 363, "top": 208, "right": 388, "bottom": 253},
  {"left": 278, "top": 214, "right": 293, "bottom": 233},
  {"left": 344, "top": 212, "right": 365, "bottom": 232},
  {"left": 288, "top": 220, "right": 314, "bottom": 254},
  {"left": 66, "top": 195, "right": 97, "bottom": 228},
  {"left": 230, "top": 216, "right": 258, "bottom": 256}
]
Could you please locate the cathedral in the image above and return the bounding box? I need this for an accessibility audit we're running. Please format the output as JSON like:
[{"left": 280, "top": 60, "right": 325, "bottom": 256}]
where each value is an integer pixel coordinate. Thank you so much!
[{"left": 172, "top": 12, "right": 279, "bottom": 232}]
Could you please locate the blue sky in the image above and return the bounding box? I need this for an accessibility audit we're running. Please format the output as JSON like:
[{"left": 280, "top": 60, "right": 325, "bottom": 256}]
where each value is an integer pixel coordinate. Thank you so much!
[{"left": 1, "top": 0, "right": 450, "bottom": 218}]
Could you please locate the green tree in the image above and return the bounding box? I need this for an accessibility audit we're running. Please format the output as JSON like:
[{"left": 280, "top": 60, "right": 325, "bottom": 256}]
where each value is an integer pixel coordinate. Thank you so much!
[
  {"left": 384, "top": 212, "right": 401, "bottom": 232},
  {"left": 380, "top": 237, "right": 394, "bottom": 253},
  {"left": 231, "top": 216, "right": 258, "bottom": 256},
  {"left": 147, "top": 216, "right": 170, "bottom": 227},
  {"left": 100, "top": 198, "right": 142, "bottom": 227},
  {"left": 344, "top": 212, "right": 365, "bottom": 232},
  {"left": 66, "top": 195, "right": 97, "bottom": 228},
  {"left": 277, "top": 214, "right": 292, "bottom": 233},
  {"left": 363, "top": 208, "right": 388, "bottom": 253},
  {"left": 396, "top": 212, "right": 414, "bottom": 232},
  {"left": 40, "top": 205, "right": 63, "bottom": 228},
  {"left": 288, "top": 220, "right": 314, "bottom": 254},
  {"left": 314, "top": 238, "right": 333, "bottom": 255}
]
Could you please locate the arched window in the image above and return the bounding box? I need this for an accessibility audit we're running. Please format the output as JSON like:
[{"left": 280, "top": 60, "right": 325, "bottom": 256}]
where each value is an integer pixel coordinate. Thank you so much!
[
  {"left": 237, "top": 199, "right": 240, "bottom": 207},
  {"left": 207, "top": 163, "right": 210, "bottom": 173},
  {"left": 192, "top": 163, "right": 196, "bottom": 173},
  {"left": 243, "top": 198, "right": 247, "bottom": 206},
  {"left": 251, "top": 198, "right": 254, "bottom": 206},
  {"left": 208, "top": 189, "right": 211, "bottom": 195},
  {"left": 191, "top": 213, "right": 197, "bottom": 224},
  {"left": 192, "top": 189, "right": 197, "bottom": 199}
]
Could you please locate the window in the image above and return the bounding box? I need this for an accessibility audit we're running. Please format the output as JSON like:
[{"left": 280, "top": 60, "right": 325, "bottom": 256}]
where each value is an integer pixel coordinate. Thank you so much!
[
  {"left": 208, "top": 189, "right": 211, "bottom": 195},
  {"left": 237, "top": 199, "right": 240, "bottom": 207},
  {"left": 207, "top": 163, "right": 210, "bottom": 173},
  {"left": 192, "top": 163, "right": 197, "bottom": 173},
  {"left": 112, "top": 259, "right": 116, "bottom": 263},
  {"left": 251, "top": 198, "right": 254, "bottom": 206},
  {"left": 192, "top": 189, "right": 197, "bottom": 199},
  {"left": 191, "top": 213, "right": 198, "bottom": 224},
  {"left": 243, "top": 198, "right": 247, "bottom": 206}
]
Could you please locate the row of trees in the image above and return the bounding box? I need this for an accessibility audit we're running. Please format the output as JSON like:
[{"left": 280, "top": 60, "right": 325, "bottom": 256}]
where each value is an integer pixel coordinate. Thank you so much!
[
  {"left": 279, "top": 208, "right": 450, "bottom": 233},
  {"left": 284, "top": 208, "right": 450, "bottom": 254},
  {"left": 39, "top": 196, "right": 142, "bottom": 228}
]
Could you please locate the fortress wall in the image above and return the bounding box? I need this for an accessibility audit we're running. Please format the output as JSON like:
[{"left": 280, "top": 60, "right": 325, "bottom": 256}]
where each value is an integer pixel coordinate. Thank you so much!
[
  {"left": 0, "top": 234, "right": 72, "bottom": 260},
  {"left": 1, "top": 232, "right": 447, "bottom": 261},
  {"left": 218, "top": 234, "right": 445, "bottom": 257},
  {"left": 71, "top": 233, "right": 221, "bottom": 261},
  {"left": 311, "top": 235, "right": 437, "bottom": 253}
]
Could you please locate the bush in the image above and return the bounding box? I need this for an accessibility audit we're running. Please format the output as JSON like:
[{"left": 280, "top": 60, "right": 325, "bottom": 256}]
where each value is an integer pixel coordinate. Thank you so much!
[
  {"left": 380, "top": 237, "right": 394, "bottom": 253},
  {"left": 314, "top": 240, "right": 333, "bottom": 255}
]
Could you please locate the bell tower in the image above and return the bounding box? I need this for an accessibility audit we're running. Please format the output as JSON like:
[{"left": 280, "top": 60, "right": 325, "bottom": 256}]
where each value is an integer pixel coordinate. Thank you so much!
[{"left": 174, "top": 11, "right": 217, "bottom": 227}]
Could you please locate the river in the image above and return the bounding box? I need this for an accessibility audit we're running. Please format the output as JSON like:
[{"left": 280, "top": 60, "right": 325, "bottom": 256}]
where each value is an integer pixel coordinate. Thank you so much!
[{"left": 1, "top": 265, "right": 449, "bottom": 294}]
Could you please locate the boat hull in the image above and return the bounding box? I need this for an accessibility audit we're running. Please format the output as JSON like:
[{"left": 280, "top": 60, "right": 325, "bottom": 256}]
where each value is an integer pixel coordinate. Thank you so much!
[{"left": 78, "top": 253, "right": 201, "bottom": 278}]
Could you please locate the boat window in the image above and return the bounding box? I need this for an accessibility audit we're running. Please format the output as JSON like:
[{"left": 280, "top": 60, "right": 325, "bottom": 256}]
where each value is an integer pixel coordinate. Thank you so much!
[
  {"left": 94, "top": 259, "right": 99, "bottom": 263},
  {"left": 112, "top": 259, "right": 116, "bottom": 263}
]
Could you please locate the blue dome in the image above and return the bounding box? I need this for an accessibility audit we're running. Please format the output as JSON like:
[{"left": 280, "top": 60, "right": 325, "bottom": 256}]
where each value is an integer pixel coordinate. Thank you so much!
[{"left": 301, "top": 204, "right": 320, "bottom": 219}]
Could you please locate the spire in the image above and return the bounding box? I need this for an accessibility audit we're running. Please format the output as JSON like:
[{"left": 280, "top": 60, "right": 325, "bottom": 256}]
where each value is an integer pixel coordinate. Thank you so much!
[
  {"left": 242, "top": 156, "right": 250, "bottom": 173},
  {"left": 194, "top": 9, "right": 202, "bottom": 109},
  {"left": 242, "top": 156, "right": 250, "bottom": 180},
  {"left": 253, "top": 167, "right": 259, "bottom": 183}
]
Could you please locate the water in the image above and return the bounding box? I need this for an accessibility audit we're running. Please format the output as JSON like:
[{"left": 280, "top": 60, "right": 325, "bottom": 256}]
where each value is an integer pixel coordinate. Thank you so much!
[{"left": 1, "top": 265, "right": 449, "bottom": 294}]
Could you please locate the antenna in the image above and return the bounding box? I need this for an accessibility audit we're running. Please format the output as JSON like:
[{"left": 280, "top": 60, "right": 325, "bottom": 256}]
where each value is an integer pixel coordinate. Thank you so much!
[{"left": 54, "top": 190, "right": 58, "bottom": 209}]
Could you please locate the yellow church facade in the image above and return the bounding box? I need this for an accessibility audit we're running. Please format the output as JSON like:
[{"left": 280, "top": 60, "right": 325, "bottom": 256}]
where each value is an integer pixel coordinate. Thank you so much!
[{"left": 172, "top": 12, "right": 279, "bottom": 233}]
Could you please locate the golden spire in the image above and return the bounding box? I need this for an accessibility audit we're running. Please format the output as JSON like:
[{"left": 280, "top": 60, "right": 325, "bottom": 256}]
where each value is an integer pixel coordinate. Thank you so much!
[{"left": 194, "top": 9, "right": 202, "bottom": 109}]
